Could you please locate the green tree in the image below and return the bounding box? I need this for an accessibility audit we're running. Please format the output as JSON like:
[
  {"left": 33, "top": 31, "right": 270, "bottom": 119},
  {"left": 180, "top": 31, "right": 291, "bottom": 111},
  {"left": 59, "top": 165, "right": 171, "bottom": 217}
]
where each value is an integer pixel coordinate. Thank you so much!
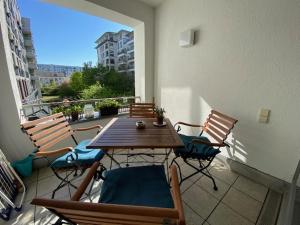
[
  {"left": 57, "top": 82, "right": 76, "bottom": 98},
  {"left": 82, "top": 62, "right": 96, "bottom": 86},
  {"left": 70, "top": 72, "right": 84, "bottom": 93}
]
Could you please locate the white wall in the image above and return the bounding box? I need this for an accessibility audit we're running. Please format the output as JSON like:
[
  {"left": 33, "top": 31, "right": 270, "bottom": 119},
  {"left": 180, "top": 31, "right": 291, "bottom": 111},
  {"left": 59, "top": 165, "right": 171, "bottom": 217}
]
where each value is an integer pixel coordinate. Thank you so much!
[
  {"left": 0, "top": 6, "right": 34, "bottom": 161},
  {"left": 155, "top": 0, "right": 300, "bottom": 182}
]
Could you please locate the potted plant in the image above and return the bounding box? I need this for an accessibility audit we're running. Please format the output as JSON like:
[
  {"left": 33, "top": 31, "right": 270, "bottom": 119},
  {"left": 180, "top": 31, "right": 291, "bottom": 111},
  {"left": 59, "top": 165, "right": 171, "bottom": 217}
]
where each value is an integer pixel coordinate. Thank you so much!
[
  {"left": 70, "top": 105, "right": 82, "bottom": 121},
  {"left": 96, "top": 99, "right": 120, "bottom": 116},
  {"left": 154, "top": 107, "right": 166, "bottom": 125},
  {"left": 51, "top": 106, "right": 64, "bottom": 114}
]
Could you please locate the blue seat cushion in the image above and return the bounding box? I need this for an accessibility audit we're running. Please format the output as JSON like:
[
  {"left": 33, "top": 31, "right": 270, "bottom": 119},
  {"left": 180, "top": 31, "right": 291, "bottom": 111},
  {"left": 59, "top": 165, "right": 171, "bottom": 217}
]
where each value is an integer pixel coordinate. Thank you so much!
[
  {"left": 99, "top": 165, "right": 174, "bottom": 208},
  {"left": 175, "top": 134, "right": 220, "bottom": 159},
  {"left": 51, "top": 139, "right": 104, "bottom": 169}
]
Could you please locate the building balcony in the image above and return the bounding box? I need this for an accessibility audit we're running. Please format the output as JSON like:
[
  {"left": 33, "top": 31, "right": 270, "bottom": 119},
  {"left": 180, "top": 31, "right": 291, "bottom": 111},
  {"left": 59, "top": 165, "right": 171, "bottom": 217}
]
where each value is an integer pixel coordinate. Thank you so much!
[
  {"left": 28, "top": 62, "right": 36, "bottom": 70},
  {"left": 26, "top": 50, "right": 35, "bottom": 58},
  {"left": 24, "top": 39, "right": 33, "bottom": 47}
]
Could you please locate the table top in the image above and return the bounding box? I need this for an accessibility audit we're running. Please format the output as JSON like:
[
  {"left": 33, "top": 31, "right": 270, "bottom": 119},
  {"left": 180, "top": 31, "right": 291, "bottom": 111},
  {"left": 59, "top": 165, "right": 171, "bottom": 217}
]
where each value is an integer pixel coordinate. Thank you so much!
[{"left": 87, "top": 117, "right": 184, "bottom": 149}]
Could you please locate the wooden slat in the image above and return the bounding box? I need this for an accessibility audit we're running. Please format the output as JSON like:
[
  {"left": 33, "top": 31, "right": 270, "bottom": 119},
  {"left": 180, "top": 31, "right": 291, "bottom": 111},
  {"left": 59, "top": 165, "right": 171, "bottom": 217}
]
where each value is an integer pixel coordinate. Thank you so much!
[
  {"left": 31, "top": 121, "right": 69, "bottom": 141},
  {"left": 62, "top": 214, "right": 170, "bottom": 225},
  {"left": 35, "top": 126, "right": 71, "bottom": 147},
  {"left": 170, "top": 165, "right": 185, "bottom": 225},
  {"left": 21, "top": 112, "right": 63, "bottom": 129},
  {"left": 206, "top": 129, "right": 223, "bottom": 144},
  {"left": 71, "top": 162, "right": 100, "bottom": 201},
  {"left": 210, "top": 115, "right": 234, "bottom": 129},
  {"left": 206, "top": 119, "right": 228, "bottom": 133},
  {"left": 31, "top": 199, "right": 179, "bottom": 219},
  {"left": 39, "top": 131, "right": 73, "bottom": 151},
  {"left": 130, "top": 103, "right": 155, "bottom": 118},
  {"left": 211, "top": 110, "right": 237, "bottom": 123},
  {"left": 26, "top": 117, "right": 66, "bottom": 135},
  {"left": 206, "top": 123, "right": 227, "bottom": 140},
  {"left": 54, "top": 208, "right": 174, "bottom": 224},
  {"left": 87, "top": 118, "right": 184, "bottom": 149}
]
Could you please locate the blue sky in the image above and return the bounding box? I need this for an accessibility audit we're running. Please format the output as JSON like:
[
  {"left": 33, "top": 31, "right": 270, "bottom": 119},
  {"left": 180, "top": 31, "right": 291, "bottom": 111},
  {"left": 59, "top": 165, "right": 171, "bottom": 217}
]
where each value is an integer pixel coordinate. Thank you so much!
[{"left": 18, "top": 0, "right": 132, "bottom": 67}]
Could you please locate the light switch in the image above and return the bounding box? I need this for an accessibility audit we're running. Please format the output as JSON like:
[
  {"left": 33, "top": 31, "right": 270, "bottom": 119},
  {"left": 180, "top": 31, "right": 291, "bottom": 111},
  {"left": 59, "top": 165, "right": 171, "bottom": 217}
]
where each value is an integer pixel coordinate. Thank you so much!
[{"left": 258, "top": 109, "right": 270, "bottom": 123}]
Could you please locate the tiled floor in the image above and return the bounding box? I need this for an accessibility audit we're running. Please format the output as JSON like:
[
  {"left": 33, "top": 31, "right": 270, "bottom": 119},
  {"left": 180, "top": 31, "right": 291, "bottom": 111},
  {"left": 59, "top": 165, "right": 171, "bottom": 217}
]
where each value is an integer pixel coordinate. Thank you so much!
[{"left": 0, "top": 156, "right": 269, "bottom": 225}]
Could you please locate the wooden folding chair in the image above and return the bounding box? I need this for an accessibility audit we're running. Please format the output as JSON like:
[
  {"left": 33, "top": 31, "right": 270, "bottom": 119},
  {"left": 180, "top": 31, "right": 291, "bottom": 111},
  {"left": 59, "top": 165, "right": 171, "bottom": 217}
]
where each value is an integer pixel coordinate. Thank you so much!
[
  {"left": 31, "top": 162, "right": 185, "bottom": 225},
  {"left": 129, "top": 103, "right": 155, "bottom": 118},
  {"left": 172, "top": 110, "right": 238, "bottom": 190},
  {"left": 21, "top": 113, "right": 105, "bottom": 199}
]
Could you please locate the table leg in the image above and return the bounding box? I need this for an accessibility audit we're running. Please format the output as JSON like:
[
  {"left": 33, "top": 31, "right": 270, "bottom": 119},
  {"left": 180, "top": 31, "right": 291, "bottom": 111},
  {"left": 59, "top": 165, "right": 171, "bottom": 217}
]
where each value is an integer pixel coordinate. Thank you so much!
[{"left": 105, "top": 149, "right": 121, "bottom": 169}]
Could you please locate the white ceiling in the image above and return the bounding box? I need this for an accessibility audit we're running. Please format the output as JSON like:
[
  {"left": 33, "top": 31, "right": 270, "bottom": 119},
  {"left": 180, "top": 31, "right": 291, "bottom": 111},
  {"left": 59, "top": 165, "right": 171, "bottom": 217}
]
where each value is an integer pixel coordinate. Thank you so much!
[{"left": 137, "top": 0, "right": 165, "bottom": 7}]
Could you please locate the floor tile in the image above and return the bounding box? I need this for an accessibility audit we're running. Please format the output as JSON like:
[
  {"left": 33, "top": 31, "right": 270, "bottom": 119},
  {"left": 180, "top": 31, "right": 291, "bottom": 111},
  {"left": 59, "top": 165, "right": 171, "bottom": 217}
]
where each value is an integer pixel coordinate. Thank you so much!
[
  {"left": 183, "top": 184, "right": 219, "bottom": 219},
  {"left": 23, "top": 170, "right": 38, "bottom": 186},
  {"left": 24, "top": 181, "right": 37, "bottom": 204},
  {"left": 195, "top": 175, "right": 230, "bottom": 200},
  {"left": 209, "top": 166, "right": 238, "bottom": 185},
  {"left": 38, "top": 167, "right": 54, "bottom": 181},
  {"left": 183, "top": 202, "right": 204, "bottom": 225},
  {"left": 36, "top": 175, "right": 61, "bottom": 197},
  {"left": 233, "top": 176, "right": 268, "bottom": 202},
  {"left": 0, "top": 204, "right": 35, "bottom": 225},
  {"left": 222, "top": 188, "right": 262, "bottom": 223},
  {"left": 208, "top": 203, "right": 254, "bottom": 225},
  {"left": 34, "top": 206, "right": 59, "bottom": 225},
  {"left": 180, "top": 163, "right": 203, "bottom": 182},
  {"left": 180, "top": 179, "right": 194, "bottom": 193}
]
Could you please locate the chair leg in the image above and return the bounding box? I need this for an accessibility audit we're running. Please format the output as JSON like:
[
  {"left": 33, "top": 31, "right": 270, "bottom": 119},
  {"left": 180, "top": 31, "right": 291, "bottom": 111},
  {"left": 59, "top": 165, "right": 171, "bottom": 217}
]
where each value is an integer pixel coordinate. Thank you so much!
[
  {"left": 177, "top": 157, "right": 218, "bottom": 191},
  {"left": 200, "top": 168, "right": 218, "bottom": 191}
]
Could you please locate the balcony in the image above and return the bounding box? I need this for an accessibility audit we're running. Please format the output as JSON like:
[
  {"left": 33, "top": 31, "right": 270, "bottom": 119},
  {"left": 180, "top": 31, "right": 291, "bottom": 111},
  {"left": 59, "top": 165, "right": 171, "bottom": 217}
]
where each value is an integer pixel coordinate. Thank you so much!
[
  {"left": 0, "top": 0, "right": 298, "bottom": 225},
  {"left": 26, "top": 50, "right": 35, "bottom": 58},
  {"left": 24, "top": 39, "right": 33, "bottom": 47}
]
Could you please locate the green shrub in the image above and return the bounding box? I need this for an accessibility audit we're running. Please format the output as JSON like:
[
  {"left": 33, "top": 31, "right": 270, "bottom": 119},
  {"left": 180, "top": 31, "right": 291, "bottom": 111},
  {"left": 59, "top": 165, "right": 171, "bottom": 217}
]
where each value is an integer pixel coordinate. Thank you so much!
[{"left": 95, "top": 99, "right": 120, "bottom": 110}]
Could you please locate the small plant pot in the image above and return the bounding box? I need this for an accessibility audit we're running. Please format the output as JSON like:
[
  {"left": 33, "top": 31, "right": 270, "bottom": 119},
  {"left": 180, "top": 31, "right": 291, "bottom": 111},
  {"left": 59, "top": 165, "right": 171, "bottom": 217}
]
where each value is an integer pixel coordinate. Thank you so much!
[
  {"left": 157, "top": 116, "right": 164, "bottom": 125},
  {"left": 71, "top": 112, "right": 79, "bottom": 121},
  {"left": 100, "top": 107, "right": 119, "bottom": 116}
]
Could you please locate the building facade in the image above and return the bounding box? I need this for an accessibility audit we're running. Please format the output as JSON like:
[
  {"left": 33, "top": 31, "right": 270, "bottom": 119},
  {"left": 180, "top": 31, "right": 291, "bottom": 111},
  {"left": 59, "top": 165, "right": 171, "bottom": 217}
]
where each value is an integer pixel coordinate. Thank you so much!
[
  {"left": 21, "top": 17, "right": 41, "bottom": 99},
  {"left": 37, "top": 71, "right": 67, "bottom": 86},
  {"left": 1, "top": 0, "right": 39, "bottom": 104},
  {"left": 95, "top": 30, "right": 134, "bottom": 75},
  {"left": 37, "top": 64, "right": 83, "bottom": 77}
]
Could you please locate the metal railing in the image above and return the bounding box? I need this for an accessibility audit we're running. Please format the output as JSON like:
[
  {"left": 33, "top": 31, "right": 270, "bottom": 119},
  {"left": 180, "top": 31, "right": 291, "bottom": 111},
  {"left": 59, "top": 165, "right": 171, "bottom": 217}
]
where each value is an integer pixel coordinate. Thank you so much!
[{"left": 21, "top": 96, "right": 141, "bottom": 121}]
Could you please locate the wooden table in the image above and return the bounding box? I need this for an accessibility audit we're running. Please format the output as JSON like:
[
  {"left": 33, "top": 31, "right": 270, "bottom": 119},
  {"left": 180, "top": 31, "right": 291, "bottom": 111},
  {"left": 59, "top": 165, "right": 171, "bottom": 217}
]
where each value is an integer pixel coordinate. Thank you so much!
[{"left": 87, "top": 117, "right": 184, "bottom": 168}]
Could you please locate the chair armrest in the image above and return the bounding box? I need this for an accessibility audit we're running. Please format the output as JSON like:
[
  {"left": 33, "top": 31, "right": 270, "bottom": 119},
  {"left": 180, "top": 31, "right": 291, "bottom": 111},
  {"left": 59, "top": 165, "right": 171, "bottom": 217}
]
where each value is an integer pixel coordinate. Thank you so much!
[
  {"left": 73, "top": 125, "right": 103, "bottom": 133},
  {"left": 71, "top": 161, "right": 100, "bottom": 201},
  {"left": 192, "top": 138, "right": 229, "bottom": 147},
  {"left": 174, "top": 121, "right": 203, "bottom": 128},
  {"left": 35, "top": 147, "right": 73, "bottom": 157},
  {"left": 170, "top": 165, "right": 185, "bottom": 225}
]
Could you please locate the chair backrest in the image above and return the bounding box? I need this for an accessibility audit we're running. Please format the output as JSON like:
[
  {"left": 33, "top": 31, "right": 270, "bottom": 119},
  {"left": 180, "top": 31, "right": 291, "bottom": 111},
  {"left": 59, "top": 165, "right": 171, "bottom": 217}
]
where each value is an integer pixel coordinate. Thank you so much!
[
  {"left": 129, "top": 103, "right": 155, "bottom": 118},
  {"left": 21, "top": 113, "right": 73, "bottom": 154},
  {"left": 31, "top": 162, "right": 185, "bottom": 225},
  {"left": 203, "top": 110, "right": 238, "bottom": 144}
]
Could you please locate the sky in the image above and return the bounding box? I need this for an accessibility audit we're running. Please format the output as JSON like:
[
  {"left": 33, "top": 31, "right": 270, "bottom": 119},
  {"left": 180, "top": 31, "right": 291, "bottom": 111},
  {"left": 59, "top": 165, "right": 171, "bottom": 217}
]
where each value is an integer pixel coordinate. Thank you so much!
[{"left": 18, "top": 0, "right": 132, "bottom": 67}]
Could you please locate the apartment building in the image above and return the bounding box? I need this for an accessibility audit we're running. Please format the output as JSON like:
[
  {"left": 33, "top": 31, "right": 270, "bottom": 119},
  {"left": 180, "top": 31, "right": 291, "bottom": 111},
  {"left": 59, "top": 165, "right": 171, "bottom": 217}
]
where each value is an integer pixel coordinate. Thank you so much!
[
  {"left": 37, "top": 64, "right": 83, "bottom": 77},
  {"left": 95, "top": 30, "right": 134, "bottom": 75},
  {"left": 37, "top": 71, "right": 67, "bottom": 86},
  {"left": 21, "top": 17, "right": 41, "bottom": 99},
  {"left": 1, "top": 0, "right": 39, "bottom": 104}
]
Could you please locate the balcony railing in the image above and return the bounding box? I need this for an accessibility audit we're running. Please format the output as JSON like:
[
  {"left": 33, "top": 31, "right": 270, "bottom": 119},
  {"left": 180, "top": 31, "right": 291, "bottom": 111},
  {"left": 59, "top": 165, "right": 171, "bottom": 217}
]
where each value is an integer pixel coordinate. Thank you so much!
[{"left": 21, "top": 96, "right": 141, "bottom": 122}]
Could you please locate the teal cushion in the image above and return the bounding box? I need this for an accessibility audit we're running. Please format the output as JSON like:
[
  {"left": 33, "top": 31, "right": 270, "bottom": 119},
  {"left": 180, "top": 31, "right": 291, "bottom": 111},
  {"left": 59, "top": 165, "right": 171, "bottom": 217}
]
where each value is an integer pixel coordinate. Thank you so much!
[
  {"left": 11, "top": 155, "right": 33, "bottom": 177},
  {"left": 51, "top": 139, "right": 104, "bottom": 169},
  {"left": 99, "top": 165, "right": 174, "bottom": 208},
  {"left": 175, "top": 134, "right": 220, "bottom": 159}
]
